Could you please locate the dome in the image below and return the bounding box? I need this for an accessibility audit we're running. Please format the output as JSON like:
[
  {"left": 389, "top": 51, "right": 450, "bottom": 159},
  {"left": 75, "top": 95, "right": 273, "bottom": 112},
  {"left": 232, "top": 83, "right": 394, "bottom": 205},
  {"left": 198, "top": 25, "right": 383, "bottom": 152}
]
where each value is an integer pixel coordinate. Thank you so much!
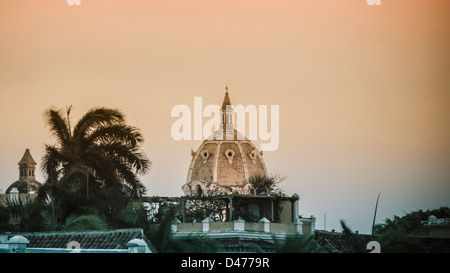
[
  {"left": 182, "top": 88, "right": 268, "bottom": 197},
  {"left": 6, "top": 179, "right": 42, "bottom": 194}
]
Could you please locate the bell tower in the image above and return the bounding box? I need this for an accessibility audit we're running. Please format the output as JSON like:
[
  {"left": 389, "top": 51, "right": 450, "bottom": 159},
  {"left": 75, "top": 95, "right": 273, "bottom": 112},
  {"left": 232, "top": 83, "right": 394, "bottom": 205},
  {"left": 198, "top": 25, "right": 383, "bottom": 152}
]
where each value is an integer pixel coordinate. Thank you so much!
[
  {"left": 5, "top": 148, "right": 41, "bottom": 194},
  {"left": 18, "top": 149, "right": 37, "bottom": 181}
]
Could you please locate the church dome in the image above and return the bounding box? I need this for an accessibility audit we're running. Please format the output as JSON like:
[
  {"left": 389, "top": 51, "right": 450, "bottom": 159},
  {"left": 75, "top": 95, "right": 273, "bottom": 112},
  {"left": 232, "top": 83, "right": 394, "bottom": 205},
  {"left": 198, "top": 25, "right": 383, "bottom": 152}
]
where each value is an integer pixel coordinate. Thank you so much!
[
  {"left": 182, "top": 88, "right": 267, "bottom": 197},
  {"left": 6, "top": 179, "right": 41, "bottom": 194}
]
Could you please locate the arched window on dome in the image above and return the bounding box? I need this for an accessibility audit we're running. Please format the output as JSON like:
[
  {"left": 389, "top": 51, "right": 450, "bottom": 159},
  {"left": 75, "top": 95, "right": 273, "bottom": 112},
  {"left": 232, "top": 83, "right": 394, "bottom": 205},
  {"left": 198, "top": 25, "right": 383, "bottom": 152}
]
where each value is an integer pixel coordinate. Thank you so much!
[
  {"left": 200, "top": 149, "right": 210, "bottom": 164},
  {"left": 225, "top": 149, "right": 235, "bottom": 164}
]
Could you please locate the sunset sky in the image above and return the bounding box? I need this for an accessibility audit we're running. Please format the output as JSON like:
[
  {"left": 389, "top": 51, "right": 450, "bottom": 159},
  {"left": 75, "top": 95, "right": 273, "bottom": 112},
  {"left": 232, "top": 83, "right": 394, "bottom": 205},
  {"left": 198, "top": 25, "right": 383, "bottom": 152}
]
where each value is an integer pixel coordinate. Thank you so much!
[{"left": 1, "top": 0, "right": 449, "bottom": 234}]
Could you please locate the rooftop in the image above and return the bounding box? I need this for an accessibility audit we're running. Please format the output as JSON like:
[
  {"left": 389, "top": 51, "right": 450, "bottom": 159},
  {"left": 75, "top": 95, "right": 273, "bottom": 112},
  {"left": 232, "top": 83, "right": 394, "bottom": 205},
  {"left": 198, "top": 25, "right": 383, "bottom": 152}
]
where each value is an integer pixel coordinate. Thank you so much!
[
  {"left": 18, "top": 149, "right": 37, "bottom": 165},
  {"left": 1, "top": 228, "right": 156, "bottom": 252},
  {"left": 314, "top": 230, "right": 450, "bottom": 253}
]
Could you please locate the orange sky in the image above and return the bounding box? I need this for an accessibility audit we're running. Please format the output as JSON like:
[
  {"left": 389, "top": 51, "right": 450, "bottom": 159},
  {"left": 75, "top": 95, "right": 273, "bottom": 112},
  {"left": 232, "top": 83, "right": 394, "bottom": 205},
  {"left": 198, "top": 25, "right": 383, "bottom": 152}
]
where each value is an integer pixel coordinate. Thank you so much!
[{"left": 1, "top": 0, "right": 449, "bottom": 234}]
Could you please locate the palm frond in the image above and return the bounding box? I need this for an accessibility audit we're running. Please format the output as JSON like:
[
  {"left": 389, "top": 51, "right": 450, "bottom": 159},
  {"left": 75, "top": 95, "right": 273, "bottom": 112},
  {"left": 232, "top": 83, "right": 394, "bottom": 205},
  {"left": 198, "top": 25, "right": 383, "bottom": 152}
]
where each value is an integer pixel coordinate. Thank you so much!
[
  {"left": 40, "top": 144, "right": 67, "bottom": 182},
  {"left": 84, "top": 124, "right": 144, "bottom": 147},
  {"left": 91, "top": 141, "right": 151, "bottom": 174},
  {"left": 45, "top": 109, "right": 71, "bottom": 144},
  {"left": 72, "top": 107, "right": 125, "bottom": 141},
  {"left": 62, "top": 214, "right": 108, "bottom": 231},
  {"left": 113, "top": 162, "right": 146, "bottom": 197},
  {"left": 82, "top": 151, "right": 121, "bottom": 186}
]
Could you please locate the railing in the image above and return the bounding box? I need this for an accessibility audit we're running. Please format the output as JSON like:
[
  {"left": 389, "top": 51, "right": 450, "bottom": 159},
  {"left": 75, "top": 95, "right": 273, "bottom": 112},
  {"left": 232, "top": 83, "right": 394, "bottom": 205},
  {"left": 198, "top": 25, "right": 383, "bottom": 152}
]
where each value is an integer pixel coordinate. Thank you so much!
[{"left": 168, "top": 216, "right": 316, "bottom": 236}]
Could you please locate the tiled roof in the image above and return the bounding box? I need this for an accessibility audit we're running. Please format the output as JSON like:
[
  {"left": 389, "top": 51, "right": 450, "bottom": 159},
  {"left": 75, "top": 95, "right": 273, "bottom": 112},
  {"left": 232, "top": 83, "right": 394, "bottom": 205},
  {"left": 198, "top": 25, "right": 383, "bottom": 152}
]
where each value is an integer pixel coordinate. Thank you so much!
[
  {"left": 314, "top": 230, "right": 450, "bottom": 253},
  {"left": 5, "top": 228, "right": 156, "bottom": 252},
  {"left": 18, "top": 149, "right": 37, "bottom": 165},
  {"left": 314, "top": 231, "right": 376, "bottom": 253},
  {"left": 415, "top": 237, "right": 450, "bottom": 253}
]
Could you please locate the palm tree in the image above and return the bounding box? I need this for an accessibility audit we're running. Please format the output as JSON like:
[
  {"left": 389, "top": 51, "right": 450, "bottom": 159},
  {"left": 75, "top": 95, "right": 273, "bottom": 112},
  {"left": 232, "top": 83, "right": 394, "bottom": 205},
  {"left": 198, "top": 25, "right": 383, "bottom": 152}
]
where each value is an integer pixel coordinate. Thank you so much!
[{"left": 40, "top": 106, "right": 151, "bottom": 199}]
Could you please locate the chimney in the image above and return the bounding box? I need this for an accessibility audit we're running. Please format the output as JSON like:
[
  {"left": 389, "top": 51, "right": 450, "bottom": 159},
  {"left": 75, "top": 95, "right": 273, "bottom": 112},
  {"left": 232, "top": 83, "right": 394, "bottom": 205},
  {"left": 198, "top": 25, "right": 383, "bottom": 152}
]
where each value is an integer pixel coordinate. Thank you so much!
[
  {"left": 127, "top": 239, "right": 151, "bottom": 253},
  {"left": 7, "top": 235, "right": 29, "bottom": 253}
]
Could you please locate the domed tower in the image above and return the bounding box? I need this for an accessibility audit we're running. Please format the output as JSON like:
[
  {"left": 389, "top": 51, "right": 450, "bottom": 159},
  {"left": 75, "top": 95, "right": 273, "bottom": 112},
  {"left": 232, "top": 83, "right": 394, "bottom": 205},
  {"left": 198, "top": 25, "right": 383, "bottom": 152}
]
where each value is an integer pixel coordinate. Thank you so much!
[
  {"left": 6, "top": 149, "right": 42, "bottom": 194},
  {"left": 182, "top": 87, "right": 267, "bottom": 197}
]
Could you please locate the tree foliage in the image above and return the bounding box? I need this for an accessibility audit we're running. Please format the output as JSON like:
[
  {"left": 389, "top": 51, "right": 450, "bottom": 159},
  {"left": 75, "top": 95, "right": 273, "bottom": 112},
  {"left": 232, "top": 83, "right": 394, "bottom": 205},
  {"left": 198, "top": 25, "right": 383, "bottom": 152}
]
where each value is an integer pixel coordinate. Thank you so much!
[
  {"left": 1, "top": 106, "right": 152, "bottom": 233},
  {"left": 248, "top": 172, "right": 286, "bottom": 196},
  {"left": 373, "top": 206, "right": 450, "bottom": 235},
  {"left": 377, "top": 229, "right": 428, "bottom": 253},
  {"left": 371, "top": 206, "right": 450, "bottom": 253},
  {"left": 40, "top": 106, "right": 150, "bottom": 199},
  {"left": 62, "top": 214, "right": 108, "bottom": 231},
  {"left": 184, "top": 199, "right": 228, "bottom": 222},
  {"left": 273, "top": 234, "right": 325, "bottom": 253}
]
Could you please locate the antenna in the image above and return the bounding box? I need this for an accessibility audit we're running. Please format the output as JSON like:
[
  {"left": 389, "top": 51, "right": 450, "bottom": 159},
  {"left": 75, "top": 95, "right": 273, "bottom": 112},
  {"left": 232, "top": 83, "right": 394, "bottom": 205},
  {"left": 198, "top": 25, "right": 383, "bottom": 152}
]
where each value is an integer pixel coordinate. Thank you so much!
[
  {"left": 324, "top": 213, "right": 327, "bottom": 231},
  {"left": 371, "top": 192, "right": 381, "bottom": 235}
]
